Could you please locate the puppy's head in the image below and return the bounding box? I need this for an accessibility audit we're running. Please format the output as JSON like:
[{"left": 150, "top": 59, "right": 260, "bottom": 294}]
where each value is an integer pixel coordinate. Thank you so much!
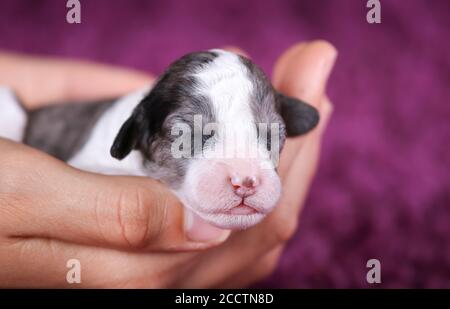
[{"left": 110, "top": 49, "right": 319, "bottom": 229}]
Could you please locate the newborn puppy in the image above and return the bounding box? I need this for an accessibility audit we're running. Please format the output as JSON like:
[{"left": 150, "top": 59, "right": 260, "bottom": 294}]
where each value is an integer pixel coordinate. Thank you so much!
[{"left": 22, "top": 49, "right": 319, "bottom": 229}]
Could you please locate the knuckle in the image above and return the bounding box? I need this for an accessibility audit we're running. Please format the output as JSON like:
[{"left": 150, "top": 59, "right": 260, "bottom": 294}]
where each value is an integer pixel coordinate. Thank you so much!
[
  {"left": 116, "top": 189, "right": 151, "bottom": 249},
  {"left": 98, "top": 185, "right": 161, "bottom": 249}
]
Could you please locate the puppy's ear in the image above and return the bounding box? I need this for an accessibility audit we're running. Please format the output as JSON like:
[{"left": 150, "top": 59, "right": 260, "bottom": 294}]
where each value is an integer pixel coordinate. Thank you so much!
[
  {"left": 111, "top": 87, "right": 176, "bottom": 160},
  {"left": 110, "top": 110, "right": 144, "bottom": 160},
  {"left": 276, "top": 92, "right": 320, "bottom": 137}
]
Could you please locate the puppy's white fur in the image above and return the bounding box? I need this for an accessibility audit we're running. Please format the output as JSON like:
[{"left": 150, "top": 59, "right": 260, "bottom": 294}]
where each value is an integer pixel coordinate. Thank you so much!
[
  {"left": 0, "top": 88, "right": 27, "bottom": 142},
  {"left": 68, "top": 87, "right": 150, "bottom": 175},
  {"left": 195, "top": 50, "right": 254, "bottom": 125}
]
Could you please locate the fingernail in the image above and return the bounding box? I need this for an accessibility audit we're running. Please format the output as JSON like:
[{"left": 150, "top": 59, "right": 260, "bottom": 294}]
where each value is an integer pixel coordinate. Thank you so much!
[{"left": 184, "top": 208, "right": 230, "bottom": 243}]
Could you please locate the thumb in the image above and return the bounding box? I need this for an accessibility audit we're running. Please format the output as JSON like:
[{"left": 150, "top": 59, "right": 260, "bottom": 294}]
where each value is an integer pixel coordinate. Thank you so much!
[
  {"left": 0, "top": 140, "right": 228, "bottom": 251},
  {"left": 76, "top": 172, "right": 230, "bottom": 251}
]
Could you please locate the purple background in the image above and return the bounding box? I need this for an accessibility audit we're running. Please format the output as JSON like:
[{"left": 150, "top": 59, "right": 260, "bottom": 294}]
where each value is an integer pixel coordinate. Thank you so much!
[{"left": 0, "top": 0, "right": 449, "bottom": 288}]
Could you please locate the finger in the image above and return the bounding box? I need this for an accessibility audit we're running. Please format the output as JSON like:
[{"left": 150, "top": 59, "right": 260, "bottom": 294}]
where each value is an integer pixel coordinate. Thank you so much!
[
  {"left": 175, "top": 213, "right": 292, "bottom": 288},
  {"left": 276, "top": 96, "right": 334, "bottom": 219},
  {"left": 61, "top": 61, "right": 155, "bottom": 105},
  {"left": 272, "top": 42, "right": 307, "bottom": 88},
  {"left": 274, "top": 41, "right": 337, "bottom": 177},
  {"left": 0, "top": 140, "right": 228, "bottom": 252},
  {"left": 285, "top": 95, "right": 334, "bottom": 186},
  {"left": 273, "top": 40, "right": 337, "bottom": 105},
  {"left": 0, "top": 51, "right": 154, "bottom": 109},
  {"left": 217, "top": 246, "right": 283, "bottom": 288},
  {"left": 0, "top": 236, "right": 194, "bottom": 288}
]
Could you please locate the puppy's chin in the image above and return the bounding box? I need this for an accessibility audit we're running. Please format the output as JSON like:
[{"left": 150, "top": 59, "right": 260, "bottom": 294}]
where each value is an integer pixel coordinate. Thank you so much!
[
  {"left": 175, "top": 188, "right": 281, "bottom": 230},
  {"left": 193, "top": 210, "right": 267, "bottom": 230},
  {"left": 186, "top": 197, "right": 279, "bottom": 230}
]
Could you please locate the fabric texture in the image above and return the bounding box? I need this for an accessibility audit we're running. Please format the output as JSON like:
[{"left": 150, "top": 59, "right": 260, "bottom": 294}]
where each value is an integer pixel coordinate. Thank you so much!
[{"left": 0, "top": 0, "right": 448, "bottom": 288}]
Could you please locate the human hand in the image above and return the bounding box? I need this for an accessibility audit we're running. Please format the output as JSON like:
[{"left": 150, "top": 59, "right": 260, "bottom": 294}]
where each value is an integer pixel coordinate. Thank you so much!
[{"left": 0, "top": 42, "right": 336, "bottom": 287}]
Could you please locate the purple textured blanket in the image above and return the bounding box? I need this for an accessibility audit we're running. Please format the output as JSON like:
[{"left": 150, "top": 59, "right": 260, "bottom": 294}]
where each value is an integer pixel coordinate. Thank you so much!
[{"left": 0, "top": 0, "right": 448, "bottom": 287}]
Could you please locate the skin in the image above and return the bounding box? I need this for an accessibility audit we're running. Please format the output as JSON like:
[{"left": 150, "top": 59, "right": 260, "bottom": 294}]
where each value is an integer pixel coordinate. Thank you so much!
[{"left": 0, "top": 41, "right": 336, "bottom": 288}]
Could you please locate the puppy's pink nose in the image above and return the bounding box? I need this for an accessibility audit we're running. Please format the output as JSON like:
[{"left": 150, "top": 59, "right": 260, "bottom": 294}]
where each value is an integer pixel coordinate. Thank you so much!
[{"left": 230, "top": 175, "right": 259, "bottom": 197}]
